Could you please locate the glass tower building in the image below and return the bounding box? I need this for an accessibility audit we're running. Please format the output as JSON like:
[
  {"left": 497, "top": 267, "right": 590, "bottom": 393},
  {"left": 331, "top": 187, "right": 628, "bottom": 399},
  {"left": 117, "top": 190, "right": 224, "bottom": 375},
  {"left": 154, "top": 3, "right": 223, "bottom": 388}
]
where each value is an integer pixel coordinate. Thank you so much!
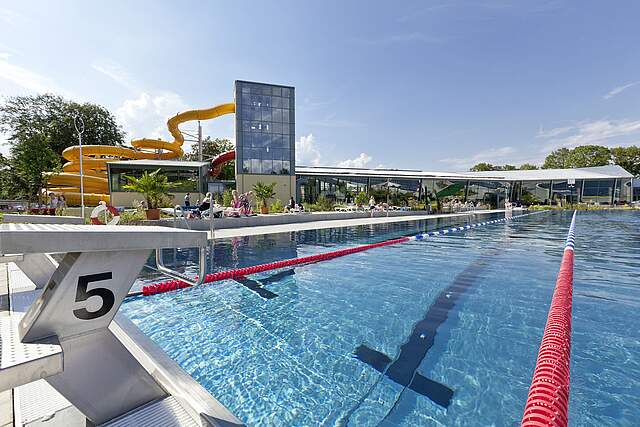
[{"left": 234, "top": 80, "right": 295, "bottom": 176}]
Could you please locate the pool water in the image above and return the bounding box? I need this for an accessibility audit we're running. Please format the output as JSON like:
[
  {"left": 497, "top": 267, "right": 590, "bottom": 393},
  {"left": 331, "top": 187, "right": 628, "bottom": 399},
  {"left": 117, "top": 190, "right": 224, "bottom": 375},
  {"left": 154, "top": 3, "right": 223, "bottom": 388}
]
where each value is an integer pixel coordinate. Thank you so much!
[{"left": 121, "top": 211, "right": 640, "bottom": 426}]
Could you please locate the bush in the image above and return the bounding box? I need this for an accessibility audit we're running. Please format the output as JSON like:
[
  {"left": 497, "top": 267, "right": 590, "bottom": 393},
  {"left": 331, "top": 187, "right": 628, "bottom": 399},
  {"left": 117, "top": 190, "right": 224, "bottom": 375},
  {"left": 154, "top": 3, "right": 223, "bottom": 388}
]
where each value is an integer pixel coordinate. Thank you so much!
[
  {"left": 355, "top": 191, "right": 368, "bottom": 207},
  {"left": 310, "top": 195, "right": 334, "bottom": 212},
  {"left": 222, "top": 189, "right": 233, "bottom": 207},
  {"left": 270, "top": 199, "right": 284, "bottom": 213}
]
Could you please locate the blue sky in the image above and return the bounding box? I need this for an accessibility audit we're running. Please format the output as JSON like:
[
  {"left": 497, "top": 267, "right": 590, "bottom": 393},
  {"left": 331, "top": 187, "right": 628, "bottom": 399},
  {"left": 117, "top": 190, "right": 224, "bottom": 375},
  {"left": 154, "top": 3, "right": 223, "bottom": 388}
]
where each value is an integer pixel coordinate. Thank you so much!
[{"left": 1, "top": 1, "right": 639, "bottom": 171}]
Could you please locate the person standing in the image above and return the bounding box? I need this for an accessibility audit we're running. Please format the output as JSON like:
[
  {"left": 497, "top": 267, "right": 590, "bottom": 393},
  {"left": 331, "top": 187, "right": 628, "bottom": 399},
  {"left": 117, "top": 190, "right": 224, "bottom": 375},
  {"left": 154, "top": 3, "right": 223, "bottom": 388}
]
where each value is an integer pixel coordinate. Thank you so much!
[
  {"left": 184, "top": 192, "right": 191, "bottom": 207},
  {"left": 57, "top": 194, "right": 67, "bottom": 215}
]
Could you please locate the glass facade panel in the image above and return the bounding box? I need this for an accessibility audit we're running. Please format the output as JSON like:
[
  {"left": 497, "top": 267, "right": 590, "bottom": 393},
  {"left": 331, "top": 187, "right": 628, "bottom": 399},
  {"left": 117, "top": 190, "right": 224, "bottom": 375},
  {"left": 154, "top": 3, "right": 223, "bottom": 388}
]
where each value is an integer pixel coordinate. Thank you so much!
[{"left": 235, "top": 81, "right": 295, "bottom": 175}]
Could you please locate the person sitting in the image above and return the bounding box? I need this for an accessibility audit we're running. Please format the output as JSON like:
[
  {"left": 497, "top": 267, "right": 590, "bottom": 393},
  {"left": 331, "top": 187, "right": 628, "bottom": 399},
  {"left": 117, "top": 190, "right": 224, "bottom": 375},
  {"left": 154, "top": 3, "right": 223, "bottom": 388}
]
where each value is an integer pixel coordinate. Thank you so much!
[
  {"left": 198, "top": 192, "right": 212, "bottom": 215},
  {"left": 285, "top": 197, "right": 296, "bottom": 213}
]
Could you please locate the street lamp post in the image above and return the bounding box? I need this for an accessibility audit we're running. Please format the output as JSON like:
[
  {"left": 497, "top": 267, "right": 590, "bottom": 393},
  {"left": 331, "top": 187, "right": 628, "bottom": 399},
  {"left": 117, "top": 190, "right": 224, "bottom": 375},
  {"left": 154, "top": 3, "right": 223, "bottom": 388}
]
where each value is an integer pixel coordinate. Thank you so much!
[{"left": 74, "top": 116, "right": 86, "bottom": 218}]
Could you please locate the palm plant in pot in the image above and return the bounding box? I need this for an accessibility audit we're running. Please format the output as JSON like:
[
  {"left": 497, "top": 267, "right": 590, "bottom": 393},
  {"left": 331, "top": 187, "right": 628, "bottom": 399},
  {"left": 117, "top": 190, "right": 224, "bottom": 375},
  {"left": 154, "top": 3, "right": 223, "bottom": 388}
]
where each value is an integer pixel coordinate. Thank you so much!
[
  {"left": 252, "top": 181, "right": 277, "bottom": 214},
  {"left": 123, "top": 169, "right": 170, "bottom": 220}
]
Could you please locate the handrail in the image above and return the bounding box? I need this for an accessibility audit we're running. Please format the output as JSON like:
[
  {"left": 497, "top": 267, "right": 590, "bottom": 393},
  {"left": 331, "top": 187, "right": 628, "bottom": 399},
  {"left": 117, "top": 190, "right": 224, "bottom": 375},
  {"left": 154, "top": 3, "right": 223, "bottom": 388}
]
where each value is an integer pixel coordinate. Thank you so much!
[
  {"left": 173, "top": 205, "right": 183, "bottom": 227},
  {"left": 521, "top": 211, "right": 577, "bottom": 427},
  {"left": 155, "top": 245, "right": 207, "bottom": 287}
]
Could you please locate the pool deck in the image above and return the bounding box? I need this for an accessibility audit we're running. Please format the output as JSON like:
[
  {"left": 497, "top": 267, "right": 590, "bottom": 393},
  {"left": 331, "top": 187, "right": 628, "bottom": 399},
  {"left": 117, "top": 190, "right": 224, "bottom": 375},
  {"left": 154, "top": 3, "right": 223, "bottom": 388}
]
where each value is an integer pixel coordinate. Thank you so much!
[{"left": 210, "top": 209, "right": 509, "bottom": 239}]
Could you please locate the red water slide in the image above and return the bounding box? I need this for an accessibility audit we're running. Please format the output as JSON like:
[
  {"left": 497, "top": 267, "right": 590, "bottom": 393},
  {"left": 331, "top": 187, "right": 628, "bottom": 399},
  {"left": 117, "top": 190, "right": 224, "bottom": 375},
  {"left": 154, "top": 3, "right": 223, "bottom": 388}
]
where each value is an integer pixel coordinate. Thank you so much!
[{"left": 209, "top": 150, "right": 236, "bottom": 177}]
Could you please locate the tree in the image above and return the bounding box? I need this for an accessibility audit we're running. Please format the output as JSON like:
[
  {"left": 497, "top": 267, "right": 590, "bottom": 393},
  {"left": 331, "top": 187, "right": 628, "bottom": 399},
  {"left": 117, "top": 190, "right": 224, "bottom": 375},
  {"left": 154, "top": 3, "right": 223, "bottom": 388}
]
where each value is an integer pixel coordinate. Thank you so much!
[
  {"left": 2, "top": 134, "right": 61, "bottom": 202},
  {"left": 0, "top": 94, "right": 125, "bottom": 159},
  {"left": 519, "top": 163, "right": 539, "bottom": 170},
  {"left": 184, "top": 137, "right": 235, "bottom": 180},
  {"left": 542, "top": 148, "right": 572, "bottom": 169},
  {"left": 568, "top": 145, "right": 611, "bottom": 168},
  {"left": 543, "top": 146, "right": 611, "bottom": 169},
  {"left": 0, "top": 94, "right": 125, "bottom": 201},
  {"left": 502, "top": 164, "right": 517, "bottom": 171},
  {"left": 611, "top": 146, "right": 640, "bottom": 176},
  {"left": 469, "top": 162, "right": 497, "bottom": 172},
  {"left": 123, "top": 169, "right": 170, "bottom": 210}
]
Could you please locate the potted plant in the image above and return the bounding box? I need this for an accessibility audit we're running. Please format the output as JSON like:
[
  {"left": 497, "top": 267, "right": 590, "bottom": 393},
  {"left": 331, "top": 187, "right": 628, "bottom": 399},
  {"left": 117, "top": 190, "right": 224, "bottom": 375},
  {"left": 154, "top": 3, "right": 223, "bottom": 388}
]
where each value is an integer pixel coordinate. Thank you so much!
[
  {"left": 252, "top": 181, "right": 277, "bottom": 214},
  {"left": 123, "top": 169, "right": 170, "bottom": 220}
]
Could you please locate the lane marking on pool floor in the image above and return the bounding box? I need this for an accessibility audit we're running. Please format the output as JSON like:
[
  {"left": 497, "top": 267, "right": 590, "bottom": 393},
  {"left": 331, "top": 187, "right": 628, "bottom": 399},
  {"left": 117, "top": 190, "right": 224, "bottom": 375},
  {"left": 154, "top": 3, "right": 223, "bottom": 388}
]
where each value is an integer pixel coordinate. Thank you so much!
[
  {"left": 142, "top": 210, "right": 548, "bottom": 297},
  {"left": 352, "top": 247, "right": 501, "bottom": 413}
]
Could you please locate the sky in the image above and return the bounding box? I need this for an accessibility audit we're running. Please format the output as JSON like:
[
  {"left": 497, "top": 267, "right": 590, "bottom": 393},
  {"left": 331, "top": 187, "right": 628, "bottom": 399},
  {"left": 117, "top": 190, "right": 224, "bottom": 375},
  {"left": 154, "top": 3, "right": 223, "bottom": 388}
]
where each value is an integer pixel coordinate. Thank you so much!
[{"left": 0, "top": 0, "right": 639, "bottom": 171}]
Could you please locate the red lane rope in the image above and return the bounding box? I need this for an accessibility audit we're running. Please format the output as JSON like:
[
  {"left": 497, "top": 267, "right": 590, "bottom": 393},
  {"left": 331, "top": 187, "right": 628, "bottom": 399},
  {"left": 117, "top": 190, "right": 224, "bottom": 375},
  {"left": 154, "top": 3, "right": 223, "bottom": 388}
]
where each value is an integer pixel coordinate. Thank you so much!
[
  {"left": 142, "top": 237, "right": 409, "bottom": 296},
  {"left": 142, "top": 212, "right": 542, "bottom": 297},
  {"left": 521, "top": 212, "right": 576, "bottom": 427}
]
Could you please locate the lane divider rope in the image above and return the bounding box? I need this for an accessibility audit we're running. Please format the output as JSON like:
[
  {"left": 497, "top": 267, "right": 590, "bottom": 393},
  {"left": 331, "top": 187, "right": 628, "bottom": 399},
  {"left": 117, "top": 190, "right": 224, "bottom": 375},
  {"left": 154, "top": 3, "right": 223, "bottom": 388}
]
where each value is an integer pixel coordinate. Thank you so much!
[
  {"left": 142, "top": 210, "right": 545, "bottom": 296},
  {"left": 521, "top": 211, "right": 576, "bottom": 427}
]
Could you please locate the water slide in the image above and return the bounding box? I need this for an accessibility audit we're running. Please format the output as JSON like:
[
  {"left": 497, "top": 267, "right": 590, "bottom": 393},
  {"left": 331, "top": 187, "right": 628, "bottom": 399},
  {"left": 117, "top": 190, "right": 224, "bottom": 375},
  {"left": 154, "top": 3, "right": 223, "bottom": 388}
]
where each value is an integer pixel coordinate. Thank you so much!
[{"left": 47, "top": 102, "right": 236, "bottom": 205}]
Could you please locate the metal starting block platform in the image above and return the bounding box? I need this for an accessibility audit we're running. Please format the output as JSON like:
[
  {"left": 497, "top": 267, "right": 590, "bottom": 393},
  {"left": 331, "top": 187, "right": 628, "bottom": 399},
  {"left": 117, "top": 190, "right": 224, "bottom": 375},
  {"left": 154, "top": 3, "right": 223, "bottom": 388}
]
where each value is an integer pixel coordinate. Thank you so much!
[{"left": 0, "top": 223, "right": 243, "bottom": 426}]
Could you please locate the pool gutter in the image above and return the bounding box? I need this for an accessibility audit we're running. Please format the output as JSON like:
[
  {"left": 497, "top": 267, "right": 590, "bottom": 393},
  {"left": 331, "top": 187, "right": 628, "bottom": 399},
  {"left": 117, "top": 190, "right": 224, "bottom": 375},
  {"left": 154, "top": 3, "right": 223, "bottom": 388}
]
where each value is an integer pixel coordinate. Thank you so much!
[{"left": 111, "top": 313, "right": 244, "bottom": 427}]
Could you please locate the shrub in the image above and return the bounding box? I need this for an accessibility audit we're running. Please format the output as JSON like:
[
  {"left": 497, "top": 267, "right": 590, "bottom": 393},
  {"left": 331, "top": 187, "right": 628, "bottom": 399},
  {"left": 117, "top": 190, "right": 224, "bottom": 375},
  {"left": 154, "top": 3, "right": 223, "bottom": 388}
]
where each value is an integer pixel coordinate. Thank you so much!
[
  {"left": 354, "top": 191, "right": 368, "bottom": 207},
  {"left": 270, "top": 199, "right": 284, "bottom": 213},
  {"left": 222, "top": 188, "right": 233, "bottom": 207},
  {"left": 314, "top": 195, "right": 334, "bottom": 212}
]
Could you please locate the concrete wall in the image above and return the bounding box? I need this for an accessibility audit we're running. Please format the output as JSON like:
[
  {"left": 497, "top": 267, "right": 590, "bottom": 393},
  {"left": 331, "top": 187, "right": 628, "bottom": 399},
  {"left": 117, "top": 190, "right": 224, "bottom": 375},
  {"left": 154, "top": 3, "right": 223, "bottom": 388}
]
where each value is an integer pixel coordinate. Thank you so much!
[
  {"left": 110, "top": 191, "right": 205, "bottom": 208},
  {"left": 236, "top": 174, "right": 296, "bottom": 206}
]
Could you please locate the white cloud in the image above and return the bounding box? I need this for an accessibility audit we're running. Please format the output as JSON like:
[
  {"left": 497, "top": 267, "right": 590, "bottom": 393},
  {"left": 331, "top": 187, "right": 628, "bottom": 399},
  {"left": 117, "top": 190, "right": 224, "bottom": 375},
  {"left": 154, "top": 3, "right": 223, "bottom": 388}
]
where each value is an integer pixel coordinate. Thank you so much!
[
  {"left": 604, "top": 81, "right": 640, "bottom": 100},
  {"left": 439, "top": 146, "right": 518, "bottom": 170},
  {"left": 91, "top": 59, "right": 139, "bottom": 92},
  {"left": 537, "top": 119, "right": 640, "bottom": 152},
  {"left": 295, "top": 133, "right": 322, "bottom": 166},
  {"left": 116, "top": 91, "right": 189, "bottom": 141},
  {"left": 0, "top": 52, "right": 74, "bottom": 97},
  {"left": 337, "top": 152, "right": 373, "bottom": 168}
]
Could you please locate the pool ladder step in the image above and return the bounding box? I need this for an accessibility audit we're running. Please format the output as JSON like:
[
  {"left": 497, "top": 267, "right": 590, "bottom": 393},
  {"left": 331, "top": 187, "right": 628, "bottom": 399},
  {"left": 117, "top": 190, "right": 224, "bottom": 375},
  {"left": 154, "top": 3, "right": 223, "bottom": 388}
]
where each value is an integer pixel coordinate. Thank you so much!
[{"left": 101, "top": 396, "right": 198, "bottom": 427}]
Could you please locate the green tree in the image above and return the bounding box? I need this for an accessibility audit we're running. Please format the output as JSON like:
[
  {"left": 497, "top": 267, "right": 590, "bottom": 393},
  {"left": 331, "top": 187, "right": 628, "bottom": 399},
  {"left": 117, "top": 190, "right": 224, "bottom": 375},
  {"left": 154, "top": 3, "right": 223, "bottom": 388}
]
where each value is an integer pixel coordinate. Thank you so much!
[
  {"left": 568, "top": 145, "right": 611, "bottom": 168},
  {"left": 501, "top": 164, "right": 517, "bottom": 171},
  {"left": 469, "top": 162, "right": 497, "bottom": 172},
  {"left": 184, "top": 137, "right": 235, "bottom": 180},
  {"left": 3, "top": 134, "right": 61, "bottom": 202},
  {"left": 610, "top": 146, "right": 640, "bottom": 176},
  {"left": 519, "top": 163, "right": 539, "bottom": 170},
  {"left": 543, "top": 148, "right": 572, "bottom": 169},
  {"left": 0, "top": 94, "right": 125, "bottom": 159}
]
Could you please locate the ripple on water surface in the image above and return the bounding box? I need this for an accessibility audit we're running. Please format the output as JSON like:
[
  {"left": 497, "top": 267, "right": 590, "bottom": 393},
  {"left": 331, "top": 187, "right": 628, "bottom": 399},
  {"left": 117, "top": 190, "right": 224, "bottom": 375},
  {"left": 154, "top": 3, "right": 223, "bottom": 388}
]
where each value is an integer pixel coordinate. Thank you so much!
[{"left": 121, "top": 211, "right": 640, "bottom": 426}]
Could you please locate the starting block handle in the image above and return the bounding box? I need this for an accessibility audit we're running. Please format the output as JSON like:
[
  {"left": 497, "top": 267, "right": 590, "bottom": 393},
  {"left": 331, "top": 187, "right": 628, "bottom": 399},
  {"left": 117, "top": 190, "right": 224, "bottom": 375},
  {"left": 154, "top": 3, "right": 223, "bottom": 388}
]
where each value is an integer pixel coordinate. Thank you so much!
[{"left": 155, "top": 245, "right": 206, "bottom": 286}]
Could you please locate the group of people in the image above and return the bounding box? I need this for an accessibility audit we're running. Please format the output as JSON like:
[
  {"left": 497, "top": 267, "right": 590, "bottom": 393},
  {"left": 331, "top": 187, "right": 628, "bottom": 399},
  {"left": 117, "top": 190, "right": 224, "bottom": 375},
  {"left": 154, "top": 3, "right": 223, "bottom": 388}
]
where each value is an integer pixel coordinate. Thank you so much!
[
  {"left": 183, "top": 190, "right": 254, "bottom": 219},
  {"left": 48, "top": 192, "right": 67, "bottom": 215}
]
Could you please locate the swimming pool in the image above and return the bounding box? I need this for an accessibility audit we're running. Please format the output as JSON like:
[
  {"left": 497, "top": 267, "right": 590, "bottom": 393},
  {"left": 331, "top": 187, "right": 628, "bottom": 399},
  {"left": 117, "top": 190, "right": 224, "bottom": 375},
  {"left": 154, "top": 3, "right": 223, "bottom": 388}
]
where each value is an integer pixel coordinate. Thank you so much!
[{"left": 121, "top": 210, "right": 640, "bottom": 426}]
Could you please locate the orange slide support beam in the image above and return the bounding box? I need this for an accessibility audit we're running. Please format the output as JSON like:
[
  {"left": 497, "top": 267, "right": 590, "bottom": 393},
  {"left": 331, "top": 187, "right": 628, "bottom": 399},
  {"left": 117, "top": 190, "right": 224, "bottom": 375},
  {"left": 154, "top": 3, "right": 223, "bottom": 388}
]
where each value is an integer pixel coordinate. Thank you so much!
[{"left": 47, "top": 102, "right": 236, "bottom": 206}]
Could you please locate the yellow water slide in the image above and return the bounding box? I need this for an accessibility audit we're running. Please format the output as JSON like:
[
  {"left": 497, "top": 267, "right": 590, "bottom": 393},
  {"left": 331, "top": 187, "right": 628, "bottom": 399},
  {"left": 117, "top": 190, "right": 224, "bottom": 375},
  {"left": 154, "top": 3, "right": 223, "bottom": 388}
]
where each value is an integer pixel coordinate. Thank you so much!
[{"left": 48, "top": 102, "right": 236, "bottom": 205}]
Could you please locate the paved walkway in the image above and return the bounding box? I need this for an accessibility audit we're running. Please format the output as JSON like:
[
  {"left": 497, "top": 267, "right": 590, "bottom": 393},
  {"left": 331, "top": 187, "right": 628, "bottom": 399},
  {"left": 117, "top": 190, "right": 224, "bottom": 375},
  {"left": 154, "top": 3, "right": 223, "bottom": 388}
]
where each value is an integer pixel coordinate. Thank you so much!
[{"left": 210, "top": 209, "right": 507, "bottom": 239}]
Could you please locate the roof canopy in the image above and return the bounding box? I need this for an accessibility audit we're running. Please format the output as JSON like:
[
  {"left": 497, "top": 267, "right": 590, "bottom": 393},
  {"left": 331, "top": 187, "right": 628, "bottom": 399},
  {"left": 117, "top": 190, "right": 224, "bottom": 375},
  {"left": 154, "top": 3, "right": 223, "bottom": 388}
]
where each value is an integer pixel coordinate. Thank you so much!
[{"left": 297, "top": 164, "right": 633, "bottom": 181}]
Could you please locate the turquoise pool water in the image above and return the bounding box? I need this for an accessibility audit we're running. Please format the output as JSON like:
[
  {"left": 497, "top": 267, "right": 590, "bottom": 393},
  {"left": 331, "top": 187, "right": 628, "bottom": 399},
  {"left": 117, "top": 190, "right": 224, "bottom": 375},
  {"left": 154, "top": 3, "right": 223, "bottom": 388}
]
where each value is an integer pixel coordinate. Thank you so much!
[{"left": 121, "top": 211, "right": 640, "bottom": 426}]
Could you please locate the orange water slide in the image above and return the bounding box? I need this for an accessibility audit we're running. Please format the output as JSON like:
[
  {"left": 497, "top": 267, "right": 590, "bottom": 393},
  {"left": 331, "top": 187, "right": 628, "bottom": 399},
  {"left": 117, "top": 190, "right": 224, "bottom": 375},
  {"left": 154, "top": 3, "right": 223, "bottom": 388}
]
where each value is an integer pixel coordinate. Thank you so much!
[{"left": 48, "top": 102, "right": 236, "bottom": 206}]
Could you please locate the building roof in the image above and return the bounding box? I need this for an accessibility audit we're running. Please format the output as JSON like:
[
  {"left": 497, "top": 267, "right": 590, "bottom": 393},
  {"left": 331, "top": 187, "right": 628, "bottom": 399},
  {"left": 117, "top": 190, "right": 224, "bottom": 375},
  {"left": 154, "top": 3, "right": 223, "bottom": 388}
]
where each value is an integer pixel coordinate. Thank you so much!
[
  {"left": 297, "top": 164, "right": 633, "bottom": 181},
  {"left": 463, "top": 165, "right": 633, "bottom": 181},
  {"left": 296, "top": 166, "right": 472, "bottom": 180},
  {"left": 107, "top": 159, "right": 210, "bottom": 168}
]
